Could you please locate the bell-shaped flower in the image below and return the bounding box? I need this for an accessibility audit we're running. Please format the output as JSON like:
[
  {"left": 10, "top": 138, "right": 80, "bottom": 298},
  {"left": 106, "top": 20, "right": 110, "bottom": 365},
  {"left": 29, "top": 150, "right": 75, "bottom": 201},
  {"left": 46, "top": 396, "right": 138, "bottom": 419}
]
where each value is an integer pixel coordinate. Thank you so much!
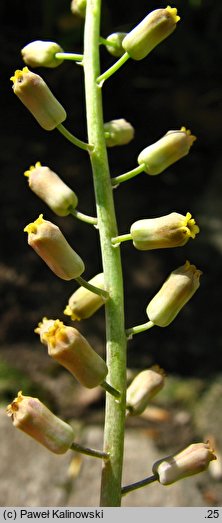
[
  {"left": 122, "top": 6, "right": 180, "bottom": 61},
  {"left": 104, "top": 119, "right": 134, "bottom": 147},
  {"left": 24, "top": 162, "right": 78, "bottom": 216},
  {"left": 130, "top": 212, "right": 199, "bottom": 250},
  {"left": 153, "top": 442, "right": 216, "bottom": 485},
  {"left": 137, "top": 127, "right": 196, "bottom": 175},
  {"left": 64, "top": 273, "right": 105, "bottom": 321},
  {"left": 38, "top": 319, "right": 108, "bottom": 388},
  {"left": 126, "top": 366, "right": 165, "bottom": 415},
  {"left": 7, "top": 391, "right": 74, "bottom": 454},
  {"left": 24, "top": 214, "right": 85, "bottom": 280},
  {"left": 21, "top": 41, "right": 64, "bottom": 68},
  {"left": 10, "top": 67, "right": 66, "bottom": 130},
  {"left": 146, "top": 261, "right": 202, "bottom": 327}
]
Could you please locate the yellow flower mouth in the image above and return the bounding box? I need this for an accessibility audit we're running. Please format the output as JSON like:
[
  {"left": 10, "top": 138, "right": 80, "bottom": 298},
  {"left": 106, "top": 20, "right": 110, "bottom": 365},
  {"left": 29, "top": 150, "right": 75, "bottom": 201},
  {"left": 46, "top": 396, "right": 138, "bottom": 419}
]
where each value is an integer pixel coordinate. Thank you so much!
[
  {"left": 24, "top": 213, "right": 45, "bottom": 234},
  {"left": 6, "top": 390, "right": 24, "bottom": 416},
  {"left": 166, "top": 6, "right": 180, "bottom": 24},
  {"left": 10, "top": 67, "right": 30, "bottom": 84},
  {"left": 24, "top": 161, "right": 42, "bottom": 178},
  {"left": 184, "top": 212, "right": 200, "bottom": 239}
]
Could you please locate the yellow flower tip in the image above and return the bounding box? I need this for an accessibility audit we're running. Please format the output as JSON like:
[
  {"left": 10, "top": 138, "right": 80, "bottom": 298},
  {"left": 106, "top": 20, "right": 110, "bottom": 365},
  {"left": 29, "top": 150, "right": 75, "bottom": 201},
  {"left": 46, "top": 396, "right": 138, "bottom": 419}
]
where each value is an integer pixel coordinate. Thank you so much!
[
  {"left": 10, "top": 67, "right": 30, "bottom": 84},
  {"left": 24, "top": 161, "right": 42, "bottom": 177},
  {"left": 184, "top": 212, "right": 200, "bottom": 239},
  {"left": 6, "top": 391, "right": 24, "bottom": 416},
  {"left": 180, "top": 126, "right": 197, "bottom": 145},
  {"left": 24, "top": 213, "right": 44, "bottom": 234},
  {"left": 42, "top": 319, "right": 67, "bottom": 347},
  {"left": 185, "top": 260, "right": 203, "bottom": 278},
  {"left": 63, "top": 305, "right": 79, "bottom": 321},
  {"left": 34, "top": 316, "right": 49, "bottom": 335},
  {"left": 166, "top": 6, "right": 180, "bottom": 23}
]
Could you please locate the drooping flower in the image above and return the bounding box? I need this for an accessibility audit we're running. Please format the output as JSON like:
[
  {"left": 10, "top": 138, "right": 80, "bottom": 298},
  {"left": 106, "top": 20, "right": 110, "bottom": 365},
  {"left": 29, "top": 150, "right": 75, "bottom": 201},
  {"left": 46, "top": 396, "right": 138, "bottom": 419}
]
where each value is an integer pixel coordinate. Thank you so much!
[
  {"left": 10, "top": 67, "right": 66, "bottom": 130},
  {"left": 24, "top": 214, "right": 85, "bottom": 280},
  {"left": 24, "top": 162, "right": 78, "bottom": 216},
  {"left": 7, "top": 391, "right": 74, "bottom": 454},
  {"left": 130, "top": 212, "right": 199, "bottom": 250}
]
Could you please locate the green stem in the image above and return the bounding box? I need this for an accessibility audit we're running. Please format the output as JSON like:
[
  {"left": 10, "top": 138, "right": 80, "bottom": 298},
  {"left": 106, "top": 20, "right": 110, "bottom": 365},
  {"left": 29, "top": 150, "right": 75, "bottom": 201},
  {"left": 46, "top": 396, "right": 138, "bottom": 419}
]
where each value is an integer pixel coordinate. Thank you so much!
[
  {"left": 121, "top": 474, "right": 158, "bottom": 496},
  {"left": 56, "top": 123, "right": 93, "bottom": 152},
  {"left": 97, "top": 52, "right": 130, "bottom": 86},
  {"left": 75, "top": 276, "right": 109, "bottom": 299},
  {"left": 126, "top": 320, "right": 154, "bottom": 339},
  {"left": 84, "top": 0, "right": 127, "bottom": 506},
  {"left": 111, "top": 233, "right": 132, "bottom": 246},
  {"left": 70, "top": 208, "right": 98, "bottom": 225},
  {"left": 111, "top": 164, "right": 145, "bottom": 186},
  {"left": 71, "top": 442, "right": 109, "bottom": 460},
  {"left": 55, "top": 52, "right": 83, "bottom": 62}
]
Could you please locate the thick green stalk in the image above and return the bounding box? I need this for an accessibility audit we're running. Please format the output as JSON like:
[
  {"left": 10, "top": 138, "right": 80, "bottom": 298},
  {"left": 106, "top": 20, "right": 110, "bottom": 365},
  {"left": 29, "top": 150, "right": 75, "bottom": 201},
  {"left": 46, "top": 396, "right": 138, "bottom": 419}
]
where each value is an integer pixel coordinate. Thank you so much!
[{"left": 84, "top": 0, "right": 127, "bottom": 507}]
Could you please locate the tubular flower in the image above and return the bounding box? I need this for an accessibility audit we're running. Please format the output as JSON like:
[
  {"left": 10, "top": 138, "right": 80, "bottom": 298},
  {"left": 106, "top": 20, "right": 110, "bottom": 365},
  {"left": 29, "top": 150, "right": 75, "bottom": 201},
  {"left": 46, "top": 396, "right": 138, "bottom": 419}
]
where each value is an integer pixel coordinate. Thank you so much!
[
  {"left": 6, "top": 391, "right": 74, "bottom": 454},
  {"left": 122, "top": 6, "right": 180, "bottom": 61},
  {"left": 38, "top": 319, "right": 108, "bottom": 388},
  {"left": 104, "top": 119, "right": 135, "bottom": 147},
  {"left": 130, "top": 212, "right": 199, "bottom": 250},
  {"left": 64, "top": 273, "right": 105, "bottom": 321},
  {"left": 152, "top": 442, "right": 216, "bottom": 485},
  {"left": 24, "top": 214, "right": 85, "bottom": 280},
  {"left": 10, "top": 67, "right": 66, "bottom": 130},
  {"left": 146, "top": 261, "right": 202, "bottom": 327},
  {"left": 137, "top": 127, "right": 196, "bottom": 175},
  {"left": 126, "top": 366, "right": 165, "bottom": 415},
  {"left": 105, "top": 32, "right": 127, "bottom": 58},
  {"left": 21, "top": 41, "right": 64, "bottom": 68},
  {"left": 24, "top": 162, "right": 78, "bottom": 216}
]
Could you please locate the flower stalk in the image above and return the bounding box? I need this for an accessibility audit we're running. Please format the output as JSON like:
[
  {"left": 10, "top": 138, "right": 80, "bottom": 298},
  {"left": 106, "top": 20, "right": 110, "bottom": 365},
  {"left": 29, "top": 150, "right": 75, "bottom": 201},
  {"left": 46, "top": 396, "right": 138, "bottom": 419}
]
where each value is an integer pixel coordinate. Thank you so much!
[{"left": 84, "top": 0, "right": 127, "bottom": 506}]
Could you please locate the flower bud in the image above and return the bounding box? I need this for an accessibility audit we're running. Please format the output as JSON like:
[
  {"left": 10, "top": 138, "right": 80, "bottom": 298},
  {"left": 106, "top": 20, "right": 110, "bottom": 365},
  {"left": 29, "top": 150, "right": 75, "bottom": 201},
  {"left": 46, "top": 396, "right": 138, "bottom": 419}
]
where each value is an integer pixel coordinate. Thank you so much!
[
  {"left": 152, "top": 442, "right": 216, "bottom": 485},
  {"left": 137, "top": 127, "right": 196, "bottom": 175},
  {"left": 71, "top": 0, "right": 86, "bottom": 18},
  {"left": 122, "top": 6, "right": 180, "bottom": 61},
  {"left": 24, "top": 214, "right": 85, "bottom": 280},
  {"left": 39, "top": 319, "right": 108, "bottom": 388},
  {"left": 21, "top": 41, "right": 64, "bottom": 68},
  {"left": 126, "top": 366, "right": 165, "bottom": 415},
  {"left": 104, "top": 119, "right": 134, "bottom": 147},
  {"left": 64, "top": 273, "right": 105, "bottom": 321},
  {"left": 10, "top": 67, "right": 66, "bottom": 130},
  {"left": 130, "top": 212, "right": 199, "bottom": 251},
  {"left": 24, "top": 162, "right": 78, "bottom": 216},
  {"left": 146, "top": 261, "right": 202, "bottom": 327},
  {"left": 6, "top": 391, "right": 74, "bottom": 454},
  {"left": 105, "top": 32, "right": 127, "bottom": 58}
]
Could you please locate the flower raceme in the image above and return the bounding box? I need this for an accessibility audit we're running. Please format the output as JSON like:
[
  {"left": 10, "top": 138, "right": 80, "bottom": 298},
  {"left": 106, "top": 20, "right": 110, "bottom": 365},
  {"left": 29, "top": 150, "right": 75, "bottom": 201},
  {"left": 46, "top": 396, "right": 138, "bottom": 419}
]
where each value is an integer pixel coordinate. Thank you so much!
[
  {"left": 7, "top": 391, "right": 74, "bottom": 454},
  {"left": 146, "top": 261, "right": 202, "bottom": 327},
  {"left": 130, "top": 212, "right": 199, "bottom": 251},
  {"left": 24, "top": 214, "right": 85, "bottom": 280},
  {"left": 152, "top": 442, "right": 216, "bottom": 485},
  {"left": 21, "top": 41, "right": 64, "bottom": 68},
  {"left": 64, "top": 273, "right": 105, "bottom": 321},
  {"left": 138, "top": 127, "right": 196, "bottom": 175},
  {"left": 24, "top": 162, "right": 78, "bottom": 216},
  {"left": 10, "top": 67, "right": 66, "bottom": 130},
  {"left": 36, "top": 319, "right": 108, "bottom": 388},
  {"left": 122, "top": 6, "right": 180, "bottom": 61}
]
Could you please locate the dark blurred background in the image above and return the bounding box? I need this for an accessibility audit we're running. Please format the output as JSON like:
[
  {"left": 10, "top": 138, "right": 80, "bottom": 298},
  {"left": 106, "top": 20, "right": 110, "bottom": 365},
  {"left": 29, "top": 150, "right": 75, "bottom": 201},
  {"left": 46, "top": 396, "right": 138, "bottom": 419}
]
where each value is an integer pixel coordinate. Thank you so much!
[{"left": 0, "top": 0, "right": 222, "bottom": 396}]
